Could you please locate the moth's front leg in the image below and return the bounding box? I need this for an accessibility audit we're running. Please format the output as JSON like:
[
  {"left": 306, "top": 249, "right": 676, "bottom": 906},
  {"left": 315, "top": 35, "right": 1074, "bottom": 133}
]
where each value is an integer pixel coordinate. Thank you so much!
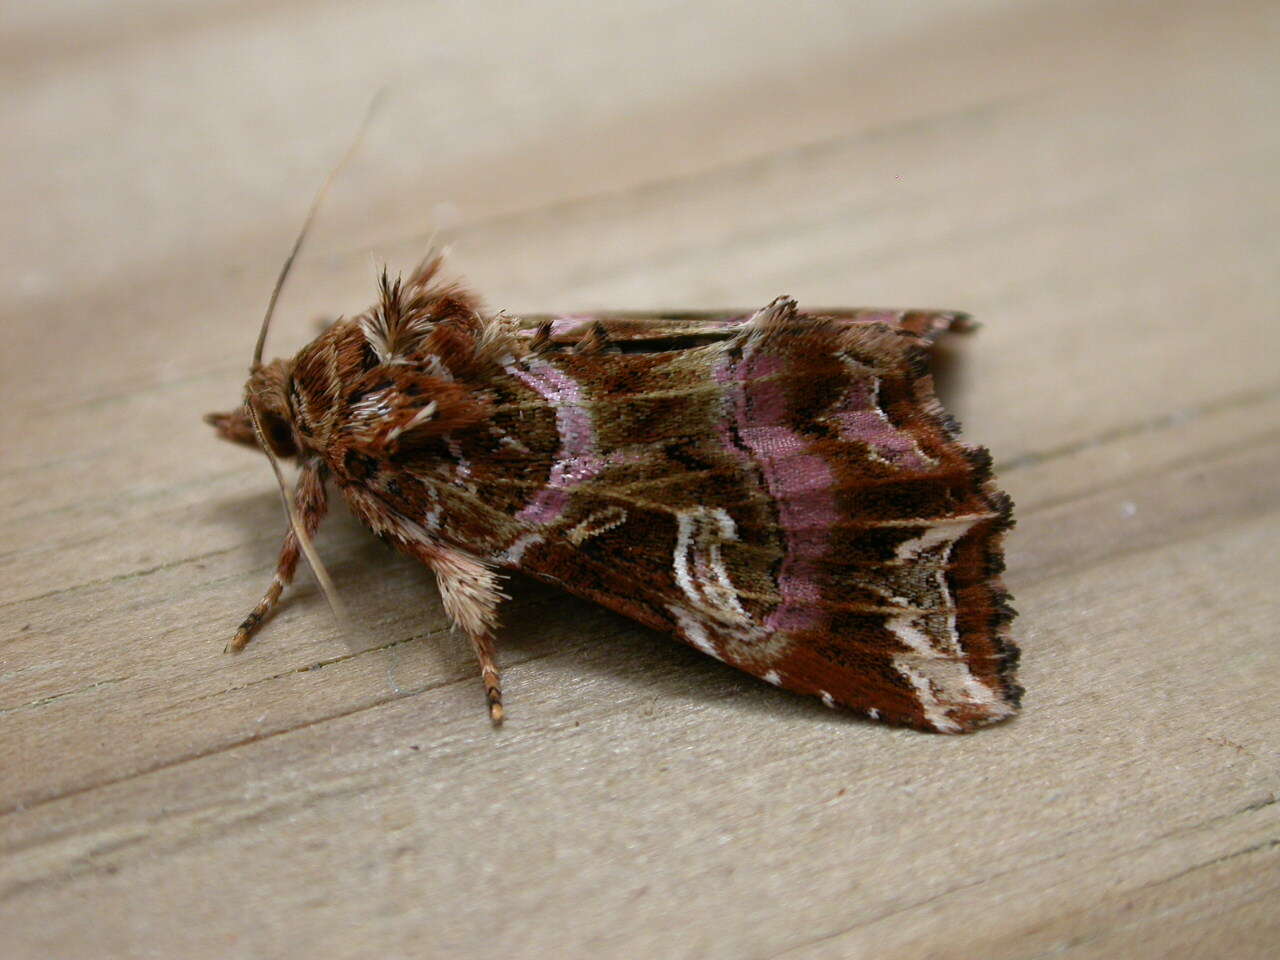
[
  {"left": 228, "top": 459, "right": 329, "bottom": 652},
  {"left": 424, "top": 546, "right": 507, "bottom": 724}
]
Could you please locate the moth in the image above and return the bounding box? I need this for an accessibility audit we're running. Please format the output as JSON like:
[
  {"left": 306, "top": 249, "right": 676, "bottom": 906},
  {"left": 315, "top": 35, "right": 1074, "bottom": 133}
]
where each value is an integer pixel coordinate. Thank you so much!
[{"left": 206, "top": 250, "right": 1020, "bottom": 733}]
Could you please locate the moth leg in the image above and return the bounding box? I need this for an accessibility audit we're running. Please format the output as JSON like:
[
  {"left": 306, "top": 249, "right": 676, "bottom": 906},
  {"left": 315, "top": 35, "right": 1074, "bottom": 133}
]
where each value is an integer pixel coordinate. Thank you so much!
[
  {"left": 228, "top": 459, "right": 329, "bottom": 652},
  {"left": 466, "top": 629, "right": 504, "bottom": 726},
  {"left": 426, "top": 547, "right": 506, "bottom": 724}
]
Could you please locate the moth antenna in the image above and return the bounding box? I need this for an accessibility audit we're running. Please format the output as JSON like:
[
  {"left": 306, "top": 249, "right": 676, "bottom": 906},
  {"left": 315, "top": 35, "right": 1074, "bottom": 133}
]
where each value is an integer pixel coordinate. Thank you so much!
[
  {"left": 247, "top": 403, "right": 350, "bottom": 634},
  {"left": 253, "top": 88, "right": 388, "bottom": 370}
]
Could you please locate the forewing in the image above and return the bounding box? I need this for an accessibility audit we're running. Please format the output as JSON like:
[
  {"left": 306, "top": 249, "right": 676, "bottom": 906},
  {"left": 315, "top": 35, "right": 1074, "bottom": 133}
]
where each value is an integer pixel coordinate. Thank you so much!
[{"left": 478, "top": 300, "right": 1017, "bottom": 733}]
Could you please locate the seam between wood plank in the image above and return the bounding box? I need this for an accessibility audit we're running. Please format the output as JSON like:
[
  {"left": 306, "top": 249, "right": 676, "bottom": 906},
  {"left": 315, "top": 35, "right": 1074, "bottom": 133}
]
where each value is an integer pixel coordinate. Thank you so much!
[
  {"left": 996, "top": 381, "right": 1280, "bottom": 476},
  {"left": 327, "top": 96, "right": 1023, "bottom": 267},
  {"left": 0, "top": 647, "right": 564, "bottom": 822},
  {"left": 760, "top": 794, "right": 1280, "bottom": 960}
]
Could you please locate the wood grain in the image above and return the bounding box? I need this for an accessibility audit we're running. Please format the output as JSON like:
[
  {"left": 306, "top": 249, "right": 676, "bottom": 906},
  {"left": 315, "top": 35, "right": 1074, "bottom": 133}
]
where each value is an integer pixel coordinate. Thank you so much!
[{"left": 2, "top": 1, "right": 1277, "bottom": 957}]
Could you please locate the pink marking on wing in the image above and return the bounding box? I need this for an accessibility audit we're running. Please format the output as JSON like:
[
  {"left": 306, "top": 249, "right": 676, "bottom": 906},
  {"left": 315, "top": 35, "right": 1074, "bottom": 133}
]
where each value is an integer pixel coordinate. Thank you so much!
[
  {"left": 832, "top": 377, "right": 934, "bottom": 470},
  {"left": 551, "top": 315, "right": 595, "bottom": 337},
  {"left": 508, "top": 358, "right": 604, "bottom": 526},
  {"left": 513, "top": 315, "right": 594, "bottom": 339},
  {"left": 714, "top": 348, "right": 840, "bottom": 633}
]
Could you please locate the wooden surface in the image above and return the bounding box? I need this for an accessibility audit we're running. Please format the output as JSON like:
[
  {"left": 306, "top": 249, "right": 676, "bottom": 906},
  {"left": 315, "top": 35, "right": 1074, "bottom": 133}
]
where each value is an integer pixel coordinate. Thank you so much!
[{"left": 2, "top": 1, "right": 1277, "bottom": 957}]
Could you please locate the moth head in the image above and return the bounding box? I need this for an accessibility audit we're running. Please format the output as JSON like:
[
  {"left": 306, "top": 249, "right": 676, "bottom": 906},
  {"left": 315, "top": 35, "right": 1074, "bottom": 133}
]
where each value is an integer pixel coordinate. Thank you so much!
[{"left": 204, "top": 358, "right": 298, "bottom": 458}]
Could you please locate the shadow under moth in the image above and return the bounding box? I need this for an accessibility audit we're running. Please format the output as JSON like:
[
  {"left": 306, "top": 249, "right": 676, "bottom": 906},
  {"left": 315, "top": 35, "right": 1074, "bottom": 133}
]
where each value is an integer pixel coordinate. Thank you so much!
[{"left": 207, "top": 254, "right": 1020, "bottom": 733}]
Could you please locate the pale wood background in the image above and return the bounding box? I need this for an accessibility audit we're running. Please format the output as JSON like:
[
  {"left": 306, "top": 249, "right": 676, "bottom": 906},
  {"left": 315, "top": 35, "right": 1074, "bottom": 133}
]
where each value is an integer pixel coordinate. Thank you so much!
[{"left": 2, "top": 1, "right": 1277, "bottom": 957}]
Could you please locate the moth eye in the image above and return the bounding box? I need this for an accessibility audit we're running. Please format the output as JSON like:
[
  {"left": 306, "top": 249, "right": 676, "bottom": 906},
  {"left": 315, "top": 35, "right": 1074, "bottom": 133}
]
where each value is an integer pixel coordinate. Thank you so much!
[
  {"left": 258, "top": 410, "right": 297, "bottom": 457},
  {"left": 270, "top": 419, "right": 292, "bottom": 449}
]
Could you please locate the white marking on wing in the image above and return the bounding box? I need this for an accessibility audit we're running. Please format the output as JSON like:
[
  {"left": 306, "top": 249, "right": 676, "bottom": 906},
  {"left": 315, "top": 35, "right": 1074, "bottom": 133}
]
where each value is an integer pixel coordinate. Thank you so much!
[
  {"left": 673, "top": 507, "right": 748, "bottom": 623},
  {"left": 874, "top": 518, "right": 1007, "bottom": 727},
  {"left": 896, "top": 663, "right": 962, "bottom": 733},
  {"left": 503, "top": 532, "right": 542, "bottom": 565},
  {"left": 444, "top": 434, "right": 471, "bottom": 481},
  {"left": 668, "top": 604, "right": 723, "bottom": 661}
]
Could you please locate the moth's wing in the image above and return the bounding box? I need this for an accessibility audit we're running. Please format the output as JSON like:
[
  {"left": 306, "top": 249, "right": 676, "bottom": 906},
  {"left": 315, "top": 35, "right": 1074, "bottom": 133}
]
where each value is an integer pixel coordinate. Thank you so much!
[
  {"left": 480, "top": 300, "right": 1018, "bottom": 733},
  {"left": 513, "top": 308, "right": 971, "bottom": 352}
]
